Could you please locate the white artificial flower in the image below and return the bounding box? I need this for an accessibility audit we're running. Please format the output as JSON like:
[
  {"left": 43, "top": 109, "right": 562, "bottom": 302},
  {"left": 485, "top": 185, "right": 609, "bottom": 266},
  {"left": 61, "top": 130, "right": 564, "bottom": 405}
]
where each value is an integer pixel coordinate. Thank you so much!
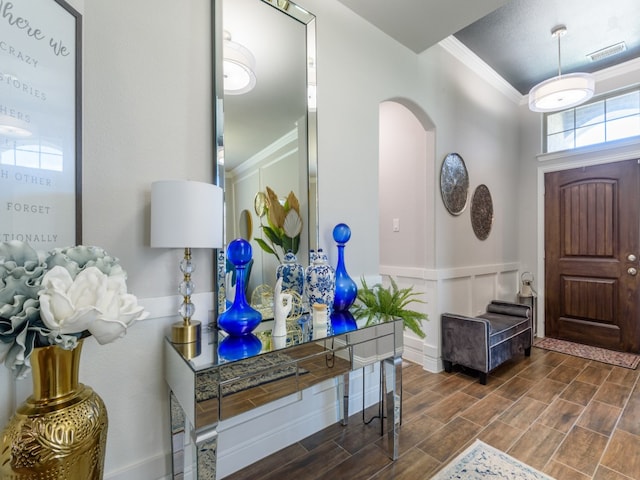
[
  {"left": 39, "top": 266, "right": 148, "bottom": 345},
  {"left": 283, "top": 209, "right": 303, "bottom": 238}
]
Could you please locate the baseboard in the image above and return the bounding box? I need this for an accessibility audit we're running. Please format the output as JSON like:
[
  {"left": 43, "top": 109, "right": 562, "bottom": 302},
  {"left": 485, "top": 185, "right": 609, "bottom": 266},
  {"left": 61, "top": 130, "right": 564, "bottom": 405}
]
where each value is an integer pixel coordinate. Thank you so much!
[
  {"left": 422, "top": 341, "right": 442, "bottom": 373},
  {"left": 104, "top": 452, "right": 170, "bottom": 480},
  {"left": 402, "top": 335, "right": 423, "bottom": 366}
]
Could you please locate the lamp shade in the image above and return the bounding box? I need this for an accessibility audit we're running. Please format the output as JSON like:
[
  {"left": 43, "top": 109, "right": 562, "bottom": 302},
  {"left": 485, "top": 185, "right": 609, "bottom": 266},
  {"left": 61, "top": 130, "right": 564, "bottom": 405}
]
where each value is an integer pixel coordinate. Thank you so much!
[
  {"left": 528, "top": 73, "right": 595, "bottom": 113},
  {"left": 151, "top": 180, "right": 224, "bottom": 249}
]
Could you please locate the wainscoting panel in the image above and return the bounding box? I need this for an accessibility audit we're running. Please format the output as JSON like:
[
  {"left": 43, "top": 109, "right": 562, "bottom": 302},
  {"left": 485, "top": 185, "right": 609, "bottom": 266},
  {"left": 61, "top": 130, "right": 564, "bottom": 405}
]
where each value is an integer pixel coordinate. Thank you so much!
[{"left": 380, "top": 263, "right": 520, "bottom": 373}]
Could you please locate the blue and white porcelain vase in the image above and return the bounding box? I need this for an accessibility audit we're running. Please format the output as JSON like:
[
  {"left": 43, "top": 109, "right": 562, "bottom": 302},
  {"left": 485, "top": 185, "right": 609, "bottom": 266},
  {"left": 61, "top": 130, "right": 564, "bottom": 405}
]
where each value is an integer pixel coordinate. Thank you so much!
[
  {"left": 276, "top": 251, "right": 304, "bottom": 295},
  {"left": 332, "top": 223, "right": 357, "bottom": 311},
  {"left": 304, "top": 248, "right": 335, "bottom": 310},
  {"left": 218, "top": 239, "right": 262, "bottom": 336}
]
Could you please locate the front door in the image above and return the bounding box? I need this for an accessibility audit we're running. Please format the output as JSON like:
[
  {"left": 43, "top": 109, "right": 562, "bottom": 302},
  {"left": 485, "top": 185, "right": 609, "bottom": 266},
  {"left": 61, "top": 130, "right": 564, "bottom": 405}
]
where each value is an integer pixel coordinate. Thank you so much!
[{"left": 544, "top": 159, "right": 640, "bottom": 352}]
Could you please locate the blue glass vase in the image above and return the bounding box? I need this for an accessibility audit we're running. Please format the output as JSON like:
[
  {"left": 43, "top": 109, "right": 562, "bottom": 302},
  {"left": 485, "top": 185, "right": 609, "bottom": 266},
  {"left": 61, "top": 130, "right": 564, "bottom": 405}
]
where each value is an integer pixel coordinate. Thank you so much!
[
  {"left": 218, "top": 333, "right": 262, "bottom": 362},
  {"left": 332, "top": 223, "right": 357, "bottom": 311},
  {"left": 330, "top": 310, "right": 358, "bottom": 334},
  {"left": 218, "top": 239, "right": 262, "bottom": 336}
]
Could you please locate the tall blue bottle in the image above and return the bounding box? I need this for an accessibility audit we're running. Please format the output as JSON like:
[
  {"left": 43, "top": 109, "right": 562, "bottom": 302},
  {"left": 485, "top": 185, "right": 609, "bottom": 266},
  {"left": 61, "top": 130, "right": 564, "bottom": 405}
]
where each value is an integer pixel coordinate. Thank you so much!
[
  {"left": 218, "top": 239, "right": 262, "bottom": 335},
  {"left": 332, "top": 223, "right": 357, "bottom": 311}
]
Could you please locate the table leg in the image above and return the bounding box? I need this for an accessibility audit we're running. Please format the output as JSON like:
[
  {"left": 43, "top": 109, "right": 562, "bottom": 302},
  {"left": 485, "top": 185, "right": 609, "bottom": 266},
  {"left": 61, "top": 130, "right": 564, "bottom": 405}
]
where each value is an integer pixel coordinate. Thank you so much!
[
  {"left": 382, "top": 356, "right": 402, "bottom": 460},
  {"left": 195, "top": 425, "right": 218, "bottom": 480},
  {"left": 170, "top": 390, "right": 219, "bottom": 480},
  {"left": 337, "top": 372, "right": 349, "bottom": 425},
  {"left": 169, "top": 392, "right": 186, "bottom": 478}
]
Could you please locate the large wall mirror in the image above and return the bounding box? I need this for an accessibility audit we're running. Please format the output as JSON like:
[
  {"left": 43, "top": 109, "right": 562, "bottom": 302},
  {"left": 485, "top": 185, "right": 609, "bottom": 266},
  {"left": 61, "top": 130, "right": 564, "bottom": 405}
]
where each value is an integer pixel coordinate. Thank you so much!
[{"left": 214, "top": 0, "right": 317, "bottom": 316}]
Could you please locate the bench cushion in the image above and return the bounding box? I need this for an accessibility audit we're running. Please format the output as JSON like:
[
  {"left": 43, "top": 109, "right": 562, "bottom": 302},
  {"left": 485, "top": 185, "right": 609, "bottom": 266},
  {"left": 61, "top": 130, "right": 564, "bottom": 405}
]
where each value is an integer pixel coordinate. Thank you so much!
[{"left": 479, "top": 312, "right": 530, "bottom": 346}]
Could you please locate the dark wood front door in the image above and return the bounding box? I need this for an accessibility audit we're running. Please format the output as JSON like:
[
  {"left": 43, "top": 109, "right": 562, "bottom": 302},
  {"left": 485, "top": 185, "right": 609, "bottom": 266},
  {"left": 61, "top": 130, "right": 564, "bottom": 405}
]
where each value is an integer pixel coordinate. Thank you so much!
[{"left": 545, "top": 159, "right": 640, "bottom": 353}]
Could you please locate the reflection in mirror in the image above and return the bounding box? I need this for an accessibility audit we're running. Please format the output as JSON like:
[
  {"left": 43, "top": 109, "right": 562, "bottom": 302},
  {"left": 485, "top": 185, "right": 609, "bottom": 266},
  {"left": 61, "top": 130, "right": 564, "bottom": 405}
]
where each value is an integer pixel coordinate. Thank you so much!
[
  {"left": 238, "top": 209, "right": 253, "bottom": 241},
  {"left": 214, "top": 0, "right": 317, "bottom": 317}
]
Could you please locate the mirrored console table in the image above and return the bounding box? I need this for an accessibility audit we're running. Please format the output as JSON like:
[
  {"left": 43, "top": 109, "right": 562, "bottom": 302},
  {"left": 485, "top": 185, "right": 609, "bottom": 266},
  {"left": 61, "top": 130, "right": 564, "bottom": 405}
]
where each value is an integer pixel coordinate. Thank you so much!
[{"left": 164, "top": 315, "right": 403, "bottom": 479}]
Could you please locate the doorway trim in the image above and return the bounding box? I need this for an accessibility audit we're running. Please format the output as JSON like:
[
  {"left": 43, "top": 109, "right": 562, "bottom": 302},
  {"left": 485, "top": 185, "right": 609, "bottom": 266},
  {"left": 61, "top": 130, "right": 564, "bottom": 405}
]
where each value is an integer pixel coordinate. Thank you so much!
[{"left": 535, "top": 140, "right": 640, "bottom": 338}]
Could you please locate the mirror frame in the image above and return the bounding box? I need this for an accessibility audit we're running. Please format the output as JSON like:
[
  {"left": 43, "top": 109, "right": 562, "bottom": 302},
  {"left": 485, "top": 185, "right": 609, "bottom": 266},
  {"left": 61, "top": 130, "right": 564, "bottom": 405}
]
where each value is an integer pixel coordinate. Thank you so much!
[{"left": 212, "top": 0, "right": 318, "bottom": 317}]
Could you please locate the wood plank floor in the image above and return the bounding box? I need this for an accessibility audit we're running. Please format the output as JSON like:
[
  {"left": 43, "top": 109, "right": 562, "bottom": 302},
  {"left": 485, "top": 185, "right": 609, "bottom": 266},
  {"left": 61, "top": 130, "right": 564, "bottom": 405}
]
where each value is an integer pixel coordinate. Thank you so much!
[{"left": 225, "top": 346, "right": 640, "bottom": 480}]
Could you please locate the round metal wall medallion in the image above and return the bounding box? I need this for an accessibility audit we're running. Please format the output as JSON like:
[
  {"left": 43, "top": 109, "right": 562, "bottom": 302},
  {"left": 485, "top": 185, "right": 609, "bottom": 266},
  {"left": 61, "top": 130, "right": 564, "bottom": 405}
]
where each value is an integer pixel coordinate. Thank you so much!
[
  {"left": 440, "top": 153, "right": 469, "bottom": 216},
  {"left": 471, "top": 184, "right": 493, "bottom": 240}
]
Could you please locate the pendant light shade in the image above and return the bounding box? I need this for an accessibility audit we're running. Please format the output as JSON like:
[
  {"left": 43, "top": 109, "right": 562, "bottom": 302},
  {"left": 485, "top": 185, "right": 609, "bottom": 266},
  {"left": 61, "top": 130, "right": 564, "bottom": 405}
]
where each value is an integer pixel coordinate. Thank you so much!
[
  {"left": 223, "top": 31, "right": 257, "bottom": 95},
  {"left": 529, "top": 73, "right": 595, "bottom": 112},
  {"left": 0, "top": 115, "right": 32, "bottom": 138},
  {"left": 528, "top": 25, "right": 595, "bottom": 113}
]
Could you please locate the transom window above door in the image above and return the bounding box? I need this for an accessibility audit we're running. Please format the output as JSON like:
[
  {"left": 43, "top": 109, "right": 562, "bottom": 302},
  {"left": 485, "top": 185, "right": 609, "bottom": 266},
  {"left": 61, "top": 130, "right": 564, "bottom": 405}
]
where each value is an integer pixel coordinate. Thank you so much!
[{"left": 545, "top": 88, "right": 640, "bottom": 153}]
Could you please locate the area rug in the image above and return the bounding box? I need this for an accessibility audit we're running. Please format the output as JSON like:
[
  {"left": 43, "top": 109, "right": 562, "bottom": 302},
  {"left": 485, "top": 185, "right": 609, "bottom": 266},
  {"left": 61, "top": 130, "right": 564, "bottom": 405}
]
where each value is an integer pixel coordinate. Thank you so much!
[
  {"left": 432, "top": 440, "right": 555, "bottom": 480},
  {"left": 534, "top": 337, "right": 640, "bottom": 369}
]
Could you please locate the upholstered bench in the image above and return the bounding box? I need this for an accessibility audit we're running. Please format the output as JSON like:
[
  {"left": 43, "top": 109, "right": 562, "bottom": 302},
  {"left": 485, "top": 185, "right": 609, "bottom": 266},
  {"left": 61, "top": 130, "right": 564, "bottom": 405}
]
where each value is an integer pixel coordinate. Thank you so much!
[{"left": 441, "top": 301, "right": 532, "bottom": 384}]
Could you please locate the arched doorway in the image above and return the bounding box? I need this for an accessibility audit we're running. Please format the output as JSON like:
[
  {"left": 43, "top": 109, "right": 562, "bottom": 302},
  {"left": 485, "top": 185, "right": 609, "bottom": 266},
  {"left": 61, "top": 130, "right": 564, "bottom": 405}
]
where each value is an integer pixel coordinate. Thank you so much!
[{"left": 378, "top": 99, "right": 437, "bottom": 367}]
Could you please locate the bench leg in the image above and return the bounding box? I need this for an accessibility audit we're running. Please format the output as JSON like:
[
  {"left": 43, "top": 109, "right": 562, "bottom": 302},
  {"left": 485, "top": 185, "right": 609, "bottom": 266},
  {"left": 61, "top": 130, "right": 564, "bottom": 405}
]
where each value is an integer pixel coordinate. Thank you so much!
[
  {"left": 479, "top": 372, "right": 487, "bottom": 385},
  {"left": 443, "top": 360, "right": 453, "bottom": 373}
]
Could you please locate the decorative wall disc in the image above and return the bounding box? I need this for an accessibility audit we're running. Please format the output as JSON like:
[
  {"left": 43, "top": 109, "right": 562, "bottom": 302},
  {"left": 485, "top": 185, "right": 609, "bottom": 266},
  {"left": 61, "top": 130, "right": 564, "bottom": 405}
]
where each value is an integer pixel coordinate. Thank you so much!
[
  {"left": 440, "top": 153, "right": 469, "bottom": 215},
  {"left": 471, "top": 184, "right": 493, "bottom": 240}
]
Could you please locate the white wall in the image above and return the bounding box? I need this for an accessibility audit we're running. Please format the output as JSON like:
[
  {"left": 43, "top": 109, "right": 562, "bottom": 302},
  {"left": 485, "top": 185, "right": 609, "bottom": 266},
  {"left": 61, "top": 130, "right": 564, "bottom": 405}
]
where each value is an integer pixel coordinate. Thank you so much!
[
  {"left": 418, "top": 44, "right": 521, "bottom": 271},
  {"left": 379, "top": 101, "right": 434, "bottom": 271},
  {"left": 376, "top": 41, "right": 522, "bottom": 369}
]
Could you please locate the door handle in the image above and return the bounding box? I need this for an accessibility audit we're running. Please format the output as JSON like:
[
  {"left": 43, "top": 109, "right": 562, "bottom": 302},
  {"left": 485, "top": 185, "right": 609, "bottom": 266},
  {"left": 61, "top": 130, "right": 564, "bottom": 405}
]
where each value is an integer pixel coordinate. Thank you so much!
[
  {"left": 628, "top": 254, "right": 638, "bottom": 262},
  {"left": 628, "top": 267, "right": 638, "bottom": 276}
]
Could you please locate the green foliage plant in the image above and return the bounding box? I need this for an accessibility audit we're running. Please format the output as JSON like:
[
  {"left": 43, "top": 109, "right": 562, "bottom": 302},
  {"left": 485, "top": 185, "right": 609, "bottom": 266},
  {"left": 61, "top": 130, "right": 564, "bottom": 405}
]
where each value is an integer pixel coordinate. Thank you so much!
[{"left": 352, "top": 276, "right": 427, "bottom": 338}]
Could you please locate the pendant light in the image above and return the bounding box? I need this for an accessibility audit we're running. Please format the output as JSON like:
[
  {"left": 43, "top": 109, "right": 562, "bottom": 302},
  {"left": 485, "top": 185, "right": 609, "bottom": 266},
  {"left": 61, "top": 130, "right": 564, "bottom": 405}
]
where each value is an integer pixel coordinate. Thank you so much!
[
  {"left": 528, "top": 25, "right": 595, "bottom": 113},
  {"left": 223, "top": 31, "right": 257, "bottom": 95}
]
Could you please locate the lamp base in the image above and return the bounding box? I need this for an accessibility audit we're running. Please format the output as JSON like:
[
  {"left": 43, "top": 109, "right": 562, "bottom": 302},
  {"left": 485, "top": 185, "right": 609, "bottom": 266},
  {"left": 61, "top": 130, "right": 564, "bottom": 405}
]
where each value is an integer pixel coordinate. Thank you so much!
[
  {"left": 174, "top": 340, "right": 201, "bottom": 359},
  {"left": 172, "top": 319, "right": 202, "bottom": 344}
]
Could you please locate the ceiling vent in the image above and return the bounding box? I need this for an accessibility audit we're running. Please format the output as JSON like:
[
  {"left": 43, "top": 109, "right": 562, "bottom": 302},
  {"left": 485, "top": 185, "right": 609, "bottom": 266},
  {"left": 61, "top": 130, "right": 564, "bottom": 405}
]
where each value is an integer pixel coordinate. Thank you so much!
[{"left": 587, "top": 42, "right": 627, "bottom": 62}]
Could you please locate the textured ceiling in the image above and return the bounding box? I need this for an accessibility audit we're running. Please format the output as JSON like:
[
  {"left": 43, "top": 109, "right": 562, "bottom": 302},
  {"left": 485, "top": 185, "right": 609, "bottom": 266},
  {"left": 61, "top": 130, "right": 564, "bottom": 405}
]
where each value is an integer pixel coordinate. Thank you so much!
[
  {"left": 454, "top": 0, "right": 640, "bottom": 94},
  {"left": 338, "top": 0, "right": 640, "bottom": 95}
]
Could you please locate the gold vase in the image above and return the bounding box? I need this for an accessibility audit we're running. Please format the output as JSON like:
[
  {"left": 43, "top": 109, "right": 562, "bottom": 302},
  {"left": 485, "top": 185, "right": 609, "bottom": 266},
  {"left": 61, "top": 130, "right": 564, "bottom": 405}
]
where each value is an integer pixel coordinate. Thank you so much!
[{"left": 0, "top": 340, "right": 108, "bottom": 479}]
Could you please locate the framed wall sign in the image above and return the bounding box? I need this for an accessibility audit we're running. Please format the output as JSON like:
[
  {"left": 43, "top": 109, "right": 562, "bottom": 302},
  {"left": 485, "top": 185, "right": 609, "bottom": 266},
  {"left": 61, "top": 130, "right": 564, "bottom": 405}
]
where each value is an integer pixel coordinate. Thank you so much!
[{"left": 0, "top": 0, "right": 82, "bottom": 249}]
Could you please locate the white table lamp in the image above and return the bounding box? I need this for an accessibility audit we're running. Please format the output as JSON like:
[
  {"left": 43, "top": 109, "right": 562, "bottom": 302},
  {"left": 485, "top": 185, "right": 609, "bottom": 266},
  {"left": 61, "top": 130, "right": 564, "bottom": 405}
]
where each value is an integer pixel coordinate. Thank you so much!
[{"left": 151, "top": 180, "right": 223, "bottom": 345}]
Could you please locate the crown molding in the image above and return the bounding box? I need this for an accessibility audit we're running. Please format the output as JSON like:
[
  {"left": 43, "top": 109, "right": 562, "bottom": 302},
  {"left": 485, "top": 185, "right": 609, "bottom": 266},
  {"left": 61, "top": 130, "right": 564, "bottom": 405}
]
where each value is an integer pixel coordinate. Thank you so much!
[
  {"left": 594, "top": 56, "right": 640, "bottom": 83},
  {"left": 439, "top": 36, "right": 522, "bottom": 105},
  {"left": 229, "top": 128, "right": 298, "bottom": 177}
]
